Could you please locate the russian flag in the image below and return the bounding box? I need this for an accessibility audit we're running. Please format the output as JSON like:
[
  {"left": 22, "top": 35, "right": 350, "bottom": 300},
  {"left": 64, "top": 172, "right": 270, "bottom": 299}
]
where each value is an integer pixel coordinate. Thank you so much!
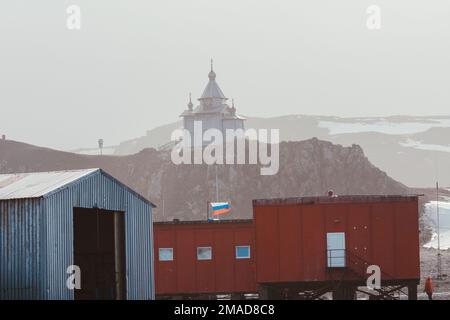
[{"left": 211, "top": 202, "right": 230, "bottom": 215}]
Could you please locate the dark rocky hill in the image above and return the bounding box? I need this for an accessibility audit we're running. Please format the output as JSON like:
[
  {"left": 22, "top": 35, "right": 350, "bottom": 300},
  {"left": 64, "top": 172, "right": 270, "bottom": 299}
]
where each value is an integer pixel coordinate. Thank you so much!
[{"left": 0, "top": 138, "right": 408, "bottom": 221}]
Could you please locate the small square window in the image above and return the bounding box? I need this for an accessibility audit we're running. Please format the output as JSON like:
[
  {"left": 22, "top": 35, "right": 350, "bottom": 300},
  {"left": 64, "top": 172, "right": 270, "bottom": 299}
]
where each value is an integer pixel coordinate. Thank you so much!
[
  {"left": 159, "top": 248, "right": 174, "bottom": 261},
  {"left": 197, "top": 247, "right": 212, "bottom": 260},
  {"left": 235, "top": 246, "right": 251, "bottom": 259}
]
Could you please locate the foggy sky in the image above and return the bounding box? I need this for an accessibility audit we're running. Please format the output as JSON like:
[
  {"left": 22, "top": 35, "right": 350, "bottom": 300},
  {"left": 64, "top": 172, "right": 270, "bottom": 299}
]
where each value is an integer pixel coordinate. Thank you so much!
[{"left": 0, "top": 0, "right": 449, "bottom": 150}]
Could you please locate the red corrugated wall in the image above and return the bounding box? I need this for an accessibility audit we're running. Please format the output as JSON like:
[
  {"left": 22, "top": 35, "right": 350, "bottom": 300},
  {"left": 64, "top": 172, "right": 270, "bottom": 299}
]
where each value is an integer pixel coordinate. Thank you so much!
[
  {"left": 154, "top": 221, "right": 256, "bottom": 296},
  {"left": 254, "top": 198, "right": 420, "bottom": 284},
  {"left": 154, "top": 197, "right": 420, "bottom": 295}
]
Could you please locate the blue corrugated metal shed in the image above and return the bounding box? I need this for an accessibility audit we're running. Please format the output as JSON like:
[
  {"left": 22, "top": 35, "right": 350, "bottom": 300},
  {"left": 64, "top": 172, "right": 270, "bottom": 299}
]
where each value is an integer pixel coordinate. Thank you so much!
[{"left": 0, "top": 169, "right": 155, "bottom": 300}]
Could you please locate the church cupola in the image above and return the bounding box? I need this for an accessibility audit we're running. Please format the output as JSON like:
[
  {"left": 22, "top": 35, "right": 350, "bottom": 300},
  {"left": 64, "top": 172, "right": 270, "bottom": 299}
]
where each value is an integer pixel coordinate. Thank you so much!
[
  {"left": 199, "top": 59, "right": 227, "bottom": 108},
  {"left": 208, "top": 60, "right": 216, "bottom": 80},
  {"left": 230, "top": 99, "right": 236, "bottom": 115},
  {"left": 187, "top": 93, "right": 193, "bottom": 111}
]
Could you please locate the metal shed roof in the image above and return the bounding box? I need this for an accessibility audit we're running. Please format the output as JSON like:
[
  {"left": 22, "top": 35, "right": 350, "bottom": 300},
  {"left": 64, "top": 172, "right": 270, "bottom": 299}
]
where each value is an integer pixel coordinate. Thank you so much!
[
  {"left": 0, "top": 169, "right": 155, "bottom": 207},
  {"left": 0, "top": 169, "right": 98, "bottom": 199}
]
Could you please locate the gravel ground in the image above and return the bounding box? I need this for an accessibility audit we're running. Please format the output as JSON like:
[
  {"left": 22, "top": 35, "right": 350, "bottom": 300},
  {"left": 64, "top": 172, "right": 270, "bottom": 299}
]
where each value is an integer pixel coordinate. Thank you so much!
[{"left": 419, "top": 247, "right": 450, "bottom": 299}]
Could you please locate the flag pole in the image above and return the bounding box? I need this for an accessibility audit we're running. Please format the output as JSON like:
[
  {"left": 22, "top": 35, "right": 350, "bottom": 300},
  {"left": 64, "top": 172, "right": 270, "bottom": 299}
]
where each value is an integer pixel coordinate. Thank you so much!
[
  {"left": 215, "top": 164, "right": 219, "bottom": 202},
  {"left": 215, "top": 164, "right": 219, "bottom": 221}
]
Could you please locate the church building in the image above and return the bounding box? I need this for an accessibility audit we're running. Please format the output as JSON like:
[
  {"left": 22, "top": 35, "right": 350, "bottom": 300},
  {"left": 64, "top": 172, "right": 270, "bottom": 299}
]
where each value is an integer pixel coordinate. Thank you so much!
[{"left": 180, "top": 62, "right": 245, "bottom": 141}]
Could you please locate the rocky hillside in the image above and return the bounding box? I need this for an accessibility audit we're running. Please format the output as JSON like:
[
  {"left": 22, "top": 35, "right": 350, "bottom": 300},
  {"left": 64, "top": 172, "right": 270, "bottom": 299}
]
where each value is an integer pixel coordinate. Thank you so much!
[
  {"left": 112, "top": 115, "right": 450, "bottom": 187},
  {"left": 0, "top": 138, "right": 408, "bottom": 221}
]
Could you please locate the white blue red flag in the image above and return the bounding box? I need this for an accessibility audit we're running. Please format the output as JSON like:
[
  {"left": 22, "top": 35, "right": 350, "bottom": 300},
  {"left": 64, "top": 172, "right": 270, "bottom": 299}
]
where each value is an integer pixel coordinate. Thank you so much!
[{"left": 210, "top": 202, "right": 230, "bottom": 215}]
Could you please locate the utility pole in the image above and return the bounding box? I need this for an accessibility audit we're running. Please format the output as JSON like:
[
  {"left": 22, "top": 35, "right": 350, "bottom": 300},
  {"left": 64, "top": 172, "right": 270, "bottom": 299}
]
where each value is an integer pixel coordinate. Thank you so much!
[
  {"left": 98, "top": 138, "right": 104, "bottom": 156},
  {"left": 436, "top": 181, "right": 443, "bottom": 280}
]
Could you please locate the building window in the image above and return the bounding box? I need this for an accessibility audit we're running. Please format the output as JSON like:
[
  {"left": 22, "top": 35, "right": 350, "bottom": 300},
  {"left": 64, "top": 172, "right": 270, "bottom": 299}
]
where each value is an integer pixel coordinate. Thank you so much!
[
  {"left": 159, "top": 248, "right": 174, "bottom": 261},
  {"left": 235, "top": 246, "right": 251, "bottom": 259},
  {"left": 327, "top": 232, "right": 346, "bottom": 268},
  {"left": 197, "top": 247, "right": 212, "bottom": 260}
]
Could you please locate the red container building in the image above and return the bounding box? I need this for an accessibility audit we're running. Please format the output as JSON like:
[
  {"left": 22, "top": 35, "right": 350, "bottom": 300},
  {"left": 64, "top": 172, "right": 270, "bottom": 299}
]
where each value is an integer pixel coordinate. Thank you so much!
[
  {"left": 253, "top": 195, "right": 420, "bottom": 299},
  {"left": 154, "top": 220, "right": 256, "bottom": 298},
  {"left": 153, "top": 195, "right": 420, "bottom": 300}
]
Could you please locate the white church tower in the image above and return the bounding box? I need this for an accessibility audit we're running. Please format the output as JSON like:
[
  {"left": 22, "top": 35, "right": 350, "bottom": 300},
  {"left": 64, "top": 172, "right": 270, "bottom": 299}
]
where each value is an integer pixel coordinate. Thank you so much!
[{"left": 180, "top": 61, "right": 245, "bottom": 141}]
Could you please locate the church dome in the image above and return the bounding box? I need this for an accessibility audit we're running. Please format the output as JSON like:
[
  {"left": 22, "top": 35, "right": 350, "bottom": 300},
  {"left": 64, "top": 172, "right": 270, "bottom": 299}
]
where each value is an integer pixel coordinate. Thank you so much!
[{"left": 208, "top": 70, "right": 216, "bottom": 80}]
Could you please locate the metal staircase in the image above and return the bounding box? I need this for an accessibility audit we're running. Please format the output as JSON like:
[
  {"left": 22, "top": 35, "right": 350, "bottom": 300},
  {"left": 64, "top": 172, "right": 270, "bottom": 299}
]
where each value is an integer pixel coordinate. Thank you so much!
[{"left": 327, "top": 249, "right": 408, "bottom": 300}]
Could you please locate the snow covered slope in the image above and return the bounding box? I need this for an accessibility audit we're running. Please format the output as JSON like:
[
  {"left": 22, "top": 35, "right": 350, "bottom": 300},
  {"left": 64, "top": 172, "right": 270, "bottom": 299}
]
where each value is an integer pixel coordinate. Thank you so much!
[{"left": 424, "top": 197, "right": 450, "bottom": 249}]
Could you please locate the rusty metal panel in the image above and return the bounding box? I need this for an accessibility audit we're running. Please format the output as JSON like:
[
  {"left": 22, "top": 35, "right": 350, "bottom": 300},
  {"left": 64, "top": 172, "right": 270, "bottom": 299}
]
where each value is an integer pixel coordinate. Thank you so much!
[
  {"left": 370, "top": 202, "right": 396, "bottom": 276},
  {"left": 393, "top": 199, "right": 420, "bottom": 279},
  {"left": 253, "top": 196, "right": 420, "bottom": 284},
  {"left": 346, "top": 203, "right": 371, "bottom": 267},
  {"left": 300, "top": 204, "right": 326, "bottom": 281},
  {"left": 154, "top": 221, "right": 255, "bottom": 296},
  {"left": 254, "top": 205, "right": 280, "bottom": 283},
  {"left": 278, "top": 205, "right": 302, "bottom": 282}
]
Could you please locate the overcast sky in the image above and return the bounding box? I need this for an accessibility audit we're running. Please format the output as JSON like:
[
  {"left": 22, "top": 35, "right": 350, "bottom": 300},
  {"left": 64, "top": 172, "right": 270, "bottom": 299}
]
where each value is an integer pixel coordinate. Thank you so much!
[{"left": 0, "top": 0, "right": 449, "bottom": 150}]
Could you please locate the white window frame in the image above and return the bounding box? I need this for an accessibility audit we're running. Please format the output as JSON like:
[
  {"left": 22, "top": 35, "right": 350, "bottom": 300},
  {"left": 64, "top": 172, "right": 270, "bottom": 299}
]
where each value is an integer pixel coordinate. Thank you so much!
[
  {"left": 197, "top": 246, "right": 213, "bottom": 261},
  {"left": 327, "top": 232, "right": 346, "bottom": 268},
  {"left": 235, "top": 245, "right": 251, "bottom": 259},
  {"left": 159, "top": 248, "right": 174, "bottom": 261}
]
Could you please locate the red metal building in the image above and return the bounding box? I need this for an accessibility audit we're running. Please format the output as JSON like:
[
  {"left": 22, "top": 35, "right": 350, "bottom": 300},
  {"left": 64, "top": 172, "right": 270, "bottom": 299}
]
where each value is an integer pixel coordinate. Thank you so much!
[
  {"left": 154, "top": 220, "right": 256, "bottom": 298},
  {"left": 253, "top": 195, "right": 420, "bottom": 299},
  {"left": 153, "top": 195, "right": 420, "bottom": 300}
]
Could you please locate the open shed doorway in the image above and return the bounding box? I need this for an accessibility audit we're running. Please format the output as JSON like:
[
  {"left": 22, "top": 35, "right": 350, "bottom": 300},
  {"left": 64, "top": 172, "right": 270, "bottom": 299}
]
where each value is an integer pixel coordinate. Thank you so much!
[{"left": 73, "top": 208, "right": 126, "bottom": 300}]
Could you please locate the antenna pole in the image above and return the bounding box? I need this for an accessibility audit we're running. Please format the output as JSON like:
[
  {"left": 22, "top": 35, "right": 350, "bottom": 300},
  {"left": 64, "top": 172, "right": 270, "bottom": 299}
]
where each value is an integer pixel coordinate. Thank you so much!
[
  {"left": 437, "top": 181, "right": 442, "bottom": 279},
  {"left": 98, "top": 138, "right": 104, "bottom": 156}
]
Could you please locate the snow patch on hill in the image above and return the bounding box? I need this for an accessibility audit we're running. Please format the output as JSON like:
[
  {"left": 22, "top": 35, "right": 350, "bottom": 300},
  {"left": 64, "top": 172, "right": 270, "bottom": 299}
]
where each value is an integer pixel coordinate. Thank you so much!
[
  {"left": 400, "top": 139, "right": 450, "bottom": 153},
  {"left": 318, "top": 118, "right": 450, "bottom": 136},
  {"left": 424, "top": 199, "right": 450, "bottom": 249}
]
